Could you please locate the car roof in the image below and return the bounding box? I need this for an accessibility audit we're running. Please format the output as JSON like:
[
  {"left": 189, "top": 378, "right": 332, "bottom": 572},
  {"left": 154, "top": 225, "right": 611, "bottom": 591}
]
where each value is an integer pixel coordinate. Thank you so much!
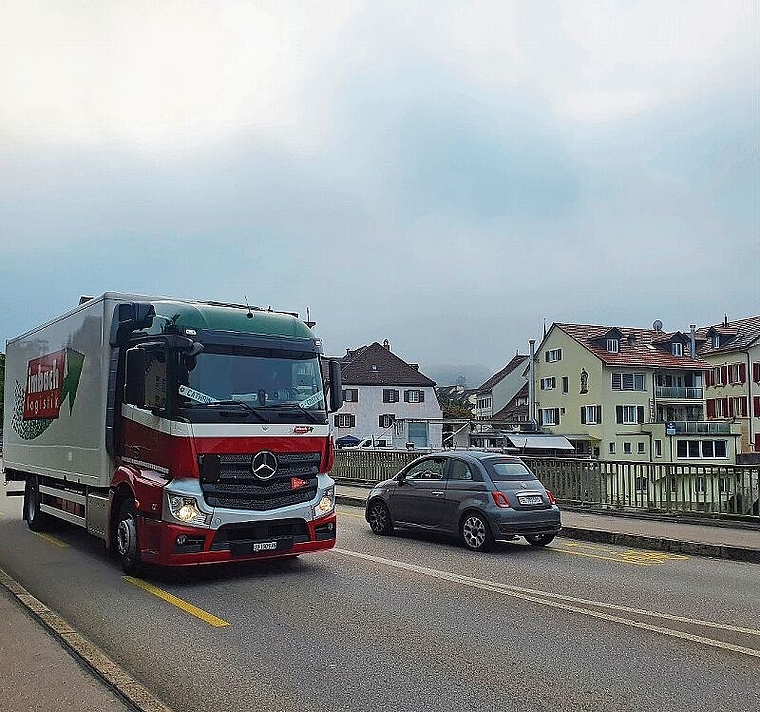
[{"left": 416, "top": 451, "right": 525, "bottom": 465}]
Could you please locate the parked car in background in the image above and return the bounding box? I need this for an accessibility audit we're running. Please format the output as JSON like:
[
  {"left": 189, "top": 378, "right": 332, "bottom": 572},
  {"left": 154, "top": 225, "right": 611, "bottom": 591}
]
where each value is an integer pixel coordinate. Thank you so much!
[{"left": 365, "top": 452, "right": 561, "bottom": 551}]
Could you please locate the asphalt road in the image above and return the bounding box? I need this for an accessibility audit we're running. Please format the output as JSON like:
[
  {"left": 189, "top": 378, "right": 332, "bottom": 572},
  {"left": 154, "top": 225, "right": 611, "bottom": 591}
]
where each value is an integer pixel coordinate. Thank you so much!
[{"left": 1, "top": 489, "right": 759, "bottom": 712}]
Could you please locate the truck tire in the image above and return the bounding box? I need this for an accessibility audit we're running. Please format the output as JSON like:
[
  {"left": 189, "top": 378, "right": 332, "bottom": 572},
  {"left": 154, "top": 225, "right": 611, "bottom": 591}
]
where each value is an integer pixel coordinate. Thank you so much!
[
  {"left": 115, "top": 499, "right": 142, "bottom": 576},
  {"left": 24, "top": 476, "right": 52, "bottom": 532}
]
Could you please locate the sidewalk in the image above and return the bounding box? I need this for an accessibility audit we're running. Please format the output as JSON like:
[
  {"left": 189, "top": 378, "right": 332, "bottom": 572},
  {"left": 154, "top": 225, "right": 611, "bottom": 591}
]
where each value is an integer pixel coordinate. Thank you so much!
[
  {"left": 0, "top": 580, "right": 133, "bottom": 712},
  {"left": 336, "top": 483, "right": 760, "bottom": 563}
]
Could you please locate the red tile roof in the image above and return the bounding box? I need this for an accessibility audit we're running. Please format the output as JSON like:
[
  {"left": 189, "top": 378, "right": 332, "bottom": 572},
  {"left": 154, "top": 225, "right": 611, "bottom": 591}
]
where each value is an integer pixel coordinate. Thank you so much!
[{"left": 553, "top": 323, "right": 710, "bottom": 369}]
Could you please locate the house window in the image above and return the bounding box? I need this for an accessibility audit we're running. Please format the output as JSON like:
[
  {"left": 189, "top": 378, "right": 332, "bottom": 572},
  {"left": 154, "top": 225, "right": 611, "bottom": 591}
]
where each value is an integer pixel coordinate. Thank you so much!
[
  {"left": 540, "top": 377, "right": 556, "bottom": 390},
  {"left": 637, "top": 442, "right": 646, "bottom": 454},
  {"left": 382, "top": 389, "right": 399, "bottom": 403},
  {"left": 379, "top": 414, "right": 394, "bottom": 429},
  {"left": 623, "top": 442, "right": 632, "bottom": 454},
  {"left": 609, "top": 442, "right": 616, "bottom": 454},
  {"left": 334, "top": 414, "right": 355, "bottom": 428},
  {"left": 713, "top": 335, "right": 720, "bottom": 348},
  {"left": 616, "top": 405, "right": 644, "bottom": 424},
  {"left": 404, "top": 390, "right": 424, "bottom": 403},
  {"left": 635, "top": 476, "right": 648, "bottom": 491},
  {"left": 343, "top": 388, "right": 358, "bottom": 402},
  {"left": 539, "top": 408, "right": 559, "bottom": 426},
  {"left": 562, "top": 377, "right": 569, "bottom": 394},
  {"left": 676, "top": 439, "right": 728, "bottom": 459},
  {"left": 607, "top": 339, "right": 619, "bottom": 353},
  {"left": 672, "top": 343, "right": 683, "bottom": 357},
  {"left": 580, "top": 405, "right": 601, "bottom": 425},
  {"left": 611, "top": 373, "right": 646, "bottom": 391},
  {"left": 695, "top": 477, "right": 706, "bottom": 493},
  {"left": 546, "top": 349, "right": 563, "bottom": 362},
  {"left": 655, "top": 439, "right": 662, "bottom": 457}
]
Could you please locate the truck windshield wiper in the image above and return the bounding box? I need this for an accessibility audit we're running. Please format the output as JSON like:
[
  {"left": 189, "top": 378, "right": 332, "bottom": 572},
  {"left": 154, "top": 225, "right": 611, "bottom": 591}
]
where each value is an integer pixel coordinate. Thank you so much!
[
  {"left": 212, "top": 400, "right": 268, "bottom": 422},
  {"left": 264, "top": 403, "right": 326, "bottom": 423}
]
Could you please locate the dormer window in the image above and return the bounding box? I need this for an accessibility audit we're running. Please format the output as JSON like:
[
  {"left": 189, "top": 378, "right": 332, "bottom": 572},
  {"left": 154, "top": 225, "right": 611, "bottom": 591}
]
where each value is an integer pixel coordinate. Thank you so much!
[
  {"left": 607, "top": 339, "right": 619, "bottom": 353},
  {"left": 672, "top": 343, "right": 683, "bottom": 357}
]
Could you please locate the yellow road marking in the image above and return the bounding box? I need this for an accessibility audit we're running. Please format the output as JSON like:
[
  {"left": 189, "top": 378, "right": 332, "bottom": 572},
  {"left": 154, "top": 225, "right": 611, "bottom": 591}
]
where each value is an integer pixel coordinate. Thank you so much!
[
  {"left": 334, "top": 548, "right": 760, "bottom": 659},
  {"left": 558, "top": 542, "right": 688, "bottom": 566},
  {"left": 123, "top": 577, "right": 230, "bottom": 628},
  {"left": 32, "top": 532, "right": 68, "bottom": 548},
  {"left": 337, "top": 509, "right": 365, "bottom": 520},
  {"left": 553, "top": 548, "right": 652, "bottom": 566}
]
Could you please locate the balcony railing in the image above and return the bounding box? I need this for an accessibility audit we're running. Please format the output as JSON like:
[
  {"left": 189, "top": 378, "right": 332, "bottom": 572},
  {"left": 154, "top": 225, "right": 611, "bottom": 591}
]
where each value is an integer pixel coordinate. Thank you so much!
[
  {"left": 666, "top": 421, "right": 733, "bottom": 434},
  {"left": 655, "top": 386, "right": 703, "bottom": 399}
]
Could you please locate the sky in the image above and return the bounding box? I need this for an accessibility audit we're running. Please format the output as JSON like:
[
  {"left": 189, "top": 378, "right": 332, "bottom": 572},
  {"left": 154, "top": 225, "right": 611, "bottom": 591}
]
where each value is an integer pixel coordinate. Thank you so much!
[{"left": 1, "top": 0, "right": 758, "bottom": 387}]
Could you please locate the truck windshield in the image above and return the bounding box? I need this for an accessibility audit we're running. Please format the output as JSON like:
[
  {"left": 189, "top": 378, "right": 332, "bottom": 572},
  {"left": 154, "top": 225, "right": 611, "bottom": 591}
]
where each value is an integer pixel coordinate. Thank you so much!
[{"left": 177, "top": 350, "right": 326, "bottom": 419}]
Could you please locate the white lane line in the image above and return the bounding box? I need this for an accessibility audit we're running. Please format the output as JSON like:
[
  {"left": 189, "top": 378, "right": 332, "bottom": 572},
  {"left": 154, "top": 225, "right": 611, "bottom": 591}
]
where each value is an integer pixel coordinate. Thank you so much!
[{"left": 333, "top": 547, "right": 760, "bottom": 659}]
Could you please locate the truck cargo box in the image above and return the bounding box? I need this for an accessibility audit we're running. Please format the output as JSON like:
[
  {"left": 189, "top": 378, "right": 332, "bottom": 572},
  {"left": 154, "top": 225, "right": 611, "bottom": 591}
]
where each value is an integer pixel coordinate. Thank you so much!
[{"left": 3, "top": 295, "right": 116, "bottom": 487}]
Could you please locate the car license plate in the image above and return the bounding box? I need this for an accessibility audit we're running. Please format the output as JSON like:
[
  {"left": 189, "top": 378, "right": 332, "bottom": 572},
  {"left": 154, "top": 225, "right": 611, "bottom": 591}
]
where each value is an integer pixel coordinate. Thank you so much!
[{"left": 518, "top": 495, "right": 543, "bottom": 505}]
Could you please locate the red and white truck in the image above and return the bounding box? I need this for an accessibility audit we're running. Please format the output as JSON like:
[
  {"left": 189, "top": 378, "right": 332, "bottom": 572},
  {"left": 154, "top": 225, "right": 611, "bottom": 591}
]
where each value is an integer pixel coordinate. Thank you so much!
[{"left": 2, "top": 293, "right": 343, "bottom": 574}]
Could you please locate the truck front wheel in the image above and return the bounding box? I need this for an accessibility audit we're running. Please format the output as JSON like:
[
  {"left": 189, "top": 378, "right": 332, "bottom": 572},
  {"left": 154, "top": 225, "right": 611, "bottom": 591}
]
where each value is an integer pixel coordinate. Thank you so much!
[
  {"left": 24, "top": 476, "right": 52, "bottom": 532},
  {"left": 115, "top": 499, "right": 142, "bottom": 576}
]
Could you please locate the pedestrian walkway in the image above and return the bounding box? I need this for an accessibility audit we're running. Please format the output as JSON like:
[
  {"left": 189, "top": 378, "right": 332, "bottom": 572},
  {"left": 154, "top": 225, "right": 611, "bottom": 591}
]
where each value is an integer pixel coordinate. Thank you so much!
[
  {"left": 0, "top": 582, "right": 132, "bottom": 712},
  {"left": 336, "top": 483, "right": 760, "bottom": 563}
]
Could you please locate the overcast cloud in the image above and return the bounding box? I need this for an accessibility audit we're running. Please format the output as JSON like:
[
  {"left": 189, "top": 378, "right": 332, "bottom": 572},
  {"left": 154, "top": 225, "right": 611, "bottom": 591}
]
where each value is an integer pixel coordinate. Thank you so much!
[{"left": 1, "top": 1, "right": 758, "bottom": 385}]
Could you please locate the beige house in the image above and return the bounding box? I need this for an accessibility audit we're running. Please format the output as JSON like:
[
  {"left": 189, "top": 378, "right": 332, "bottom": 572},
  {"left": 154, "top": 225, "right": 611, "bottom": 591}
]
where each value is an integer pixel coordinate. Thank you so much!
[
  {"left": 697, "top": 315, "right": 760, "bottom": 455},
  {"left": 532, "top": 322, "right": 743, "bottom": 464}
]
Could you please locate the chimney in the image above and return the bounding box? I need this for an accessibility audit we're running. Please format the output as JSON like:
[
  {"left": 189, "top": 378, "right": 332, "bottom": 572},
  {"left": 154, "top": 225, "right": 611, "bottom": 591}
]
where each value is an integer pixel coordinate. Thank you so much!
[
  {"left": 410, "top": 363, "right": 419, "bottom": 371},
  {"left": 383, "top": 339, "right": 390, "bottom": 350},
  {"left": 690, "top": 324, "right": 696, "bottom": 359},
  {"left": 723, "top": 314, "right": 729, "bottom": 327}
]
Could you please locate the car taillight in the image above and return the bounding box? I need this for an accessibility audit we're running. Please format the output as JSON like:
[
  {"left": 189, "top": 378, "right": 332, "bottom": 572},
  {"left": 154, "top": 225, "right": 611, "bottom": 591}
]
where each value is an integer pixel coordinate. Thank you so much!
[
  {"left": 492, "top": 491, "right": 511, "bottom": 508},
  {"left": 546, "top": 490, "right": 556, "bottom": 505}
]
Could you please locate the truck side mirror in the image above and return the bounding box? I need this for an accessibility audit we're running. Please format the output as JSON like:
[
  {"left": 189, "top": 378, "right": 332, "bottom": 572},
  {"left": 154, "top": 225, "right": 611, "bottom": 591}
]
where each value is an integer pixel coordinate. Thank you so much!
[
  {"left": 328, "top": 360, "right": 343, "bottom": 412},
  {"left": 125, "top": 348, "right": 148, "bottom": 407}
]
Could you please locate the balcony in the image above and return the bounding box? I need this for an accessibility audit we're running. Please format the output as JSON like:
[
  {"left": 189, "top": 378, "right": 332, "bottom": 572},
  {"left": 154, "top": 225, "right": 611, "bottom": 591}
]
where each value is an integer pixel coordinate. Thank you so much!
[
  {"left": 655, "top": 386, "right": 703, "bottom": 400},
  {"left": 664, "top": 421, "right": 733, "bottom": 435}
]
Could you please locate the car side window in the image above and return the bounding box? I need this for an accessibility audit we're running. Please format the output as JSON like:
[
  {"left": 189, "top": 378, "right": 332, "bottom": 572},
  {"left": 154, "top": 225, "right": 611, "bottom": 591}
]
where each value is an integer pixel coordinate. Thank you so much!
[
  {"left": 405, "top": 458, "right": 447, "bottom": 480},
  {"left": 449, "top": 459, "right": 474, "bottom": 481}
]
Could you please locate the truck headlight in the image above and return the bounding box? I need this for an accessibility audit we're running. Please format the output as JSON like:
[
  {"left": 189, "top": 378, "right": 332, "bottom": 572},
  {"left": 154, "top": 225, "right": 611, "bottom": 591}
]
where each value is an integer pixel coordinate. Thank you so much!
[
  {"left": 168, "top": 495, "right": 209, "bottom": 526},
  {"left": 313, "top": 487, "right": 335, "bottom": 518}
]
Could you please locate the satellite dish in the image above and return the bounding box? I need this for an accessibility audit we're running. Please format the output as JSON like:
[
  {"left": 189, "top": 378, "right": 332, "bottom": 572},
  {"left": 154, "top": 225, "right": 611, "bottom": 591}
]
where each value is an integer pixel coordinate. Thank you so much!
[{"left": 653, "top": 319, "right": 663, "bottom": 332}]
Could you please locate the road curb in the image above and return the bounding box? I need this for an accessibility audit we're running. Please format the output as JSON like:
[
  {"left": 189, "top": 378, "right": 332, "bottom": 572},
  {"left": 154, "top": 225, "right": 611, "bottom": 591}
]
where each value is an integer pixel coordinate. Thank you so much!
[
  {"left": 0, "top": 568, "right": 175, "bottom": 712},
  {"left": 336, "top": 495, "right": 760, "bottom": 564}
]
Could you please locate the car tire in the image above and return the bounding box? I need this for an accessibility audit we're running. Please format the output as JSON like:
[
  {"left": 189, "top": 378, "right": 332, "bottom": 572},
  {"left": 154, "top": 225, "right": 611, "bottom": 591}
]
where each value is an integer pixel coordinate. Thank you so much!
[
  {"left": 24, "top": 476, "right": 52, "bottom": 532},
  {"left": 367, "top": 500, "right": 393, "bottom": 536},
  {"left": 525, "top": 533, "right": 556, "bottom": 547},
  {"left": 460, "top": 511, "right": 494, "bottom": 552},
  {"left": 115, "top": 499, "right": 143, "bottom": 576}
]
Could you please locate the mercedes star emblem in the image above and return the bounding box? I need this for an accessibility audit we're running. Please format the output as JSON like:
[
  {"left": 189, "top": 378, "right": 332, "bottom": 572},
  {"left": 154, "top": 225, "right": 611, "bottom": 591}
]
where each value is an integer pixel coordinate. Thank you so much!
[{"left": 251, "top": 450, "right": 278, "bottom": 480}]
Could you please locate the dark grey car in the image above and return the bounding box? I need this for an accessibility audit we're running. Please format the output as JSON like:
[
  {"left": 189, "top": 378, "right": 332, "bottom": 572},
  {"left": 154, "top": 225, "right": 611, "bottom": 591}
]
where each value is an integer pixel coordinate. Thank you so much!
[{"left": 364, "top": 451, "right": 561, "bottom": 551}]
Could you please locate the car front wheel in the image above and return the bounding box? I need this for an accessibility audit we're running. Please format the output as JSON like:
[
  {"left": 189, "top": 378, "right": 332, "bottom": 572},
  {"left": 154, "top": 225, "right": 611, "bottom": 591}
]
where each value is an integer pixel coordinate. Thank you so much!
[
  {"left": 460, "top": 511, "right": 494, "bottom": 552},
  {"left": 367, "top": 500, "right": 393, "bottom": 535},
  {"left": 525, "top": 533, "right": 556, "bottom": 547}
]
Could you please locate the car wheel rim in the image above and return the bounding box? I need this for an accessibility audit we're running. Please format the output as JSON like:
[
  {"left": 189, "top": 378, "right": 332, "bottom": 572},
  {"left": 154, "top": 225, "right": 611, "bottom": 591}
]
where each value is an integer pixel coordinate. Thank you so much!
[
  {"left": 463, "top": 516, "right": 485, "bottom": 548},
  {"left": 369, "top": 505, "right": 386, "bottom": 532}
]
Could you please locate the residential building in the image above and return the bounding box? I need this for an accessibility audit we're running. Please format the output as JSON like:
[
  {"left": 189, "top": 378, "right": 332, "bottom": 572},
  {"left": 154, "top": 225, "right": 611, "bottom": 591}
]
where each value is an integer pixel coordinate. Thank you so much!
[
  {"left": 474, "top": 353, "right": 529, "bottom": 420},
  {"left": 332, "top": 340, "right": 442, "bottom": 449},
  {"left": 532, "top": 322, "right": 742, "bottom": 464},
  {"left": 697, "top": 315, "right": 760, "bottom": 453}
]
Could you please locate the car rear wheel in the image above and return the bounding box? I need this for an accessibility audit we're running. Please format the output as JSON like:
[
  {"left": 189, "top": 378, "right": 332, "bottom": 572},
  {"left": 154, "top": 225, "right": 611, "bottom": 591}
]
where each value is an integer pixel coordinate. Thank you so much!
[
  {"left": 367, "top": 500, "right": 393, "bottom": 535},
  {"left": 525, "top": 533, "right": 556, "bottom": 547},
  {"left": 460, "top": 512, "right": 493, "bottom": 552}
]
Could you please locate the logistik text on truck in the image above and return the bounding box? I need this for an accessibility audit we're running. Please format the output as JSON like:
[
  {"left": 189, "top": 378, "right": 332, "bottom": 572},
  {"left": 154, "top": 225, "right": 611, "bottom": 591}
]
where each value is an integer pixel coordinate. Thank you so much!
[{"left": 2, "top": 294, "right": 344, "bottom": 575}]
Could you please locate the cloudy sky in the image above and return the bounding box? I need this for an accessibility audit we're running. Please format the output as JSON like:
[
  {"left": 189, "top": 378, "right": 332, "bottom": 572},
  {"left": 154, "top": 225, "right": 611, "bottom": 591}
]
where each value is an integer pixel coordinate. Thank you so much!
[{"left": 1, "top": 1, "right": 758, "bottom": 385}]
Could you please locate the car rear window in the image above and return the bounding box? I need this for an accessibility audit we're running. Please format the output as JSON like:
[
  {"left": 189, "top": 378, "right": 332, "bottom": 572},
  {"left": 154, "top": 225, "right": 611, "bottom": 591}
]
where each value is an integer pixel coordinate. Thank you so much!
[{"left": 484, "top": 459, "right": 537, "bottom": 481}]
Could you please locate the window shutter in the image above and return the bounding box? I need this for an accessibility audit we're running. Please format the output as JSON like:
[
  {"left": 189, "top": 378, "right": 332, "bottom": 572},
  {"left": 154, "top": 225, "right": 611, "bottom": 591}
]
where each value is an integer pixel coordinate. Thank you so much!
[
  {"left": 596, "top": 405, "right": 602, "bottom": 424},
  {"left": 350, "top": 414, "right": 356, "bottom": 427},
  {"left": 637, "top": 406, "right": 645, "bottom": 424},
  {"left": 754, "top": 397, "right": 760, "bottom": 417},
  {"left": 741, "top": 398, "right": 748, "bottom": 417},
  {"left": 382, "top": 389, "right": 389, "bottom": 403},
  {"left": 754, "top": 363, "right": 760, "bottom": 383},
  {"left": 580, "top": 407, "right": 586, "bottom": 424},
  {"left": 378, "top": 415, "right": 384, "bottom": 428},
  {"left": 721, "top": 365, "right": 729, "bottom": 384},
  {"left": 739, "top": 363, "right": 747, "bottom": 383},
  {"left": 545, "top": 352, "right": 549, "bottom": 362},
  {"left": 554, "top": 408, "right": 560, "bottom": 424},
  {"left": 538, "top": 410, "right": 544, "bottom": 426},
  {"left": 403, "top": 390, "right": 410, "bottom": 402},
  {"left": 706, "top": 399, "right": 715, "bottom": 418},
  {"left": 705, "top": 370, "right": 712, "bottom": 388},
  {"left": 722, "top": 397, "right": 729, "bottom": 416},
  {"left": 616, "top": 406, "right": 623, "bottom": 424},
  {"left": 727, "top": 398, "right": 734, "bottom": 416},
  {"left": 334, "top": 415, "right": 339, "bottom": 427},
  {"left": 419, "top": 390, "right": 424, "bottom": 402}
]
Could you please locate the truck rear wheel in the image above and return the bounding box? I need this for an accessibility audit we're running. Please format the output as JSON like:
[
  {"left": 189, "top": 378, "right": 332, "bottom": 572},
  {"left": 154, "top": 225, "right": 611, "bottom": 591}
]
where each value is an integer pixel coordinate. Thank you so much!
[
  {"left": 24, "top": 476, "right": 52, "bottom": 532},
  {"left": 115, "top": 499, "right": 142, "bottom": 576}
]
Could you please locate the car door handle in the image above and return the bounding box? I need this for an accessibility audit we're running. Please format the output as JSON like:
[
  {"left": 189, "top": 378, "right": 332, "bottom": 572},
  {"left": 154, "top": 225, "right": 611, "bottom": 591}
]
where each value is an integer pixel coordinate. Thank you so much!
[{"left": 431, "top": 491, "right": 445, "bottom": 497}]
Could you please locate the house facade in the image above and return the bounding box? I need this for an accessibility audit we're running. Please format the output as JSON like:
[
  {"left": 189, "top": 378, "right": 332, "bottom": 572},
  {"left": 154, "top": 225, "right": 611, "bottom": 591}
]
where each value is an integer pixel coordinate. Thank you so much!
[
  {"left": 474, "top": 353, "right": 529, "bottom": 420},
  {"left": 332, "top": 341, "right": 443, "bottom": 449},
  {"left": 532, "top": 322, "right": 742, "bottom": 464},
  {"left": 698, "top": 315, "right": 760, "bottom": 454}
]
